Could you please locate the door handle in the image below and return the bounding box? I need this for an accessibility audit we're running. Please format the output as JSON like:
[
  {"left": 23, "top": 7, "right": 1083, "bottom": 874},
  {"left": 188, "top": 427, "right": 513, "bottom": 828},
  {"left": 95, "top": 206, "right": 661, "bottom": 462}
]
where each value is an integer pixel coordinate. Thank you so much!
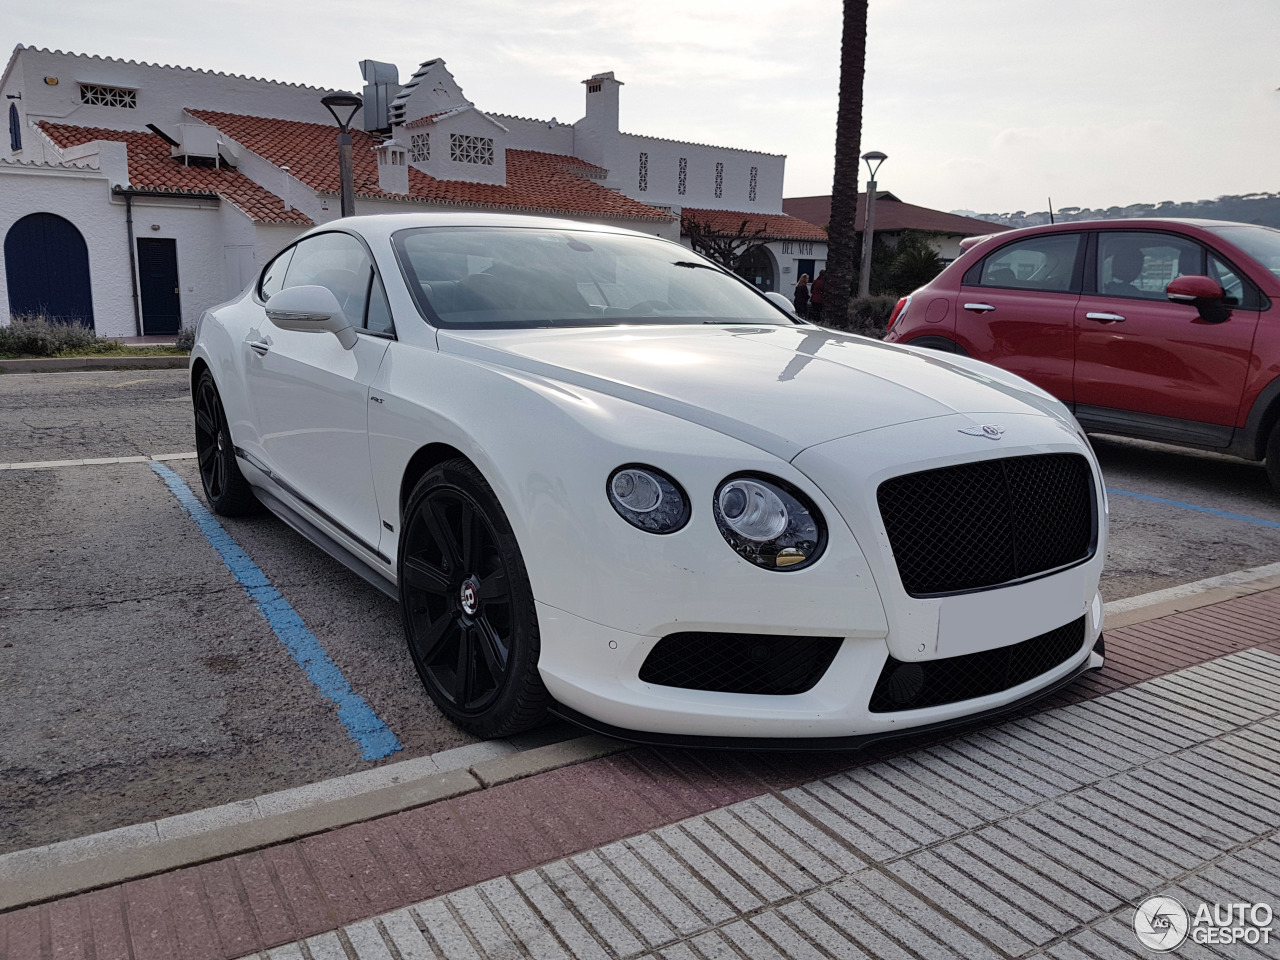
[
  {"left": 1085, "top": 312, "right": 1126, "bottom": 323},
  {"left": 247, "top": 339, "right": 271, "bottom": 356},
  {"left": 963, "top": 302, "right": 996, "bottom": 313}
]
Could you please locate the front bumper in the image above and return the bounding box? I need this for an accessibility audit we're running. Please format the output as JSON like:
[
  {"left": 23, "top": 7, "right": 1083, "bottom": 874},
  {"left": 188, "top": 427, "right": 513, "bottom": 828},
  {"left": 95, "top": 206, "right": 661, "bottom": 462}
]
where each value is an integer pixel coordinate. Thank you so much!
[{"left": 535, "top": 586, "right": 1105, "bottom": 741}]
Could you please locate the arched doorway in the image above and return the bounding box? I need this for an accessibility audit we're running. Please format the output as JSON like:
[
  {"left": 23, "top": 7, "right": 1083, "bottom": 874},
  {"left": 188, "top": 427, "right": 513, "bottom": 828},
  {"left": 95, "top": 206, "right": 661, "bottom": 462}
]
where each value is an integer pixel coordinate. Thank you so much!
[
  {"left": 735, "top": 244, "right": 775, "bottom": 293},
  {"left": 4, "top": 213, "right": 95, "bottom": 326}
]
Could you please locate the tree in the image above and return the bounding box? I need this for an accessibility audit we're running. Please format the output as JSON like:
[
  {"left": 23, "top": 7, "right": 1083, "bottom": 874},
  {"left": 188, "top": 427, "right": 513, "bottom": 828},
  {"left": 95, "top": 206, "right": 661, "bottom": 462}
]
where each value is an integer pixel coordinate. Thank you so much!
[
  {"left": 680, "top": 214, "right": 767, "bottom": 272},
  {"left": 823, "top": 0, "right": 870, "bottom": 327}
]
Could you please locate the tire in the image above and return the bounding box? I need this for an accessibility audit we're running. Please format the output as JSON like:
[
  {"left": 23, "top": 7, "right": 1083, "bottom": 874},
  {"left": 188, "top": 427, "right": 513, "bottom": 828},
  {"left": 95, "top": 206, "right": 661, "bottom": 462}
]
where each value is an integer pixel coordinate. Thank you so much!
[
  {"left": 1267, "top": 422, "right": 1280, "bottom": 495},
  {"left": 193, "top": 368, "right": 259, "bottom": 516},
  {"left": 398, "top": 458, "right": 549, "bottom": 738}
]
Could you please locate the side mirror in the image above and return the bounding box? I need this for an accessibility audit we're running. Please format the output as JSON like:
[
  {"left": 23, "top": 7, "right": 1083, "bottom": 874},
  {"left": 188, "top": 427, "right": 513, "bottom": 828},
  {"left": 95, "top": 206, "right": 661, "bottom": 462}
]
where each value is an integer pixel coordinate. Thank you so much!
[
  {"left": 265, "top": 285, "right": 358, "bottom": 349},
  {"left": 1167, "top": 274, "right": 1224, "bottom": 303},
  {"left": 1166, "top": 275, "right": 1230, "bottom": 324},
  {"left": 765, "top": 291, "right": 802, "bottom": 317}
]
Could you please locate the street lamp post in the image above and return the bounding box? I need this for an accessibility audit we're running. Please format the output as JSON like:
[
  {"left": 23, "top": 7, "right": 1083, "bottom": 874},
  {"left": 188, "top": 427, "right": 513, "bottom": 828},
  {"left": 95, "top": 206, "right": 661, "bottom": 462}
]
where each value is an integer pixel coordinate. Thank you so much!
[
  {"left": 856, "top": 150, "right": 887, "bottom": 299},
  {"left": 321, "top": 93, "right": 363, "bottom": 218}
]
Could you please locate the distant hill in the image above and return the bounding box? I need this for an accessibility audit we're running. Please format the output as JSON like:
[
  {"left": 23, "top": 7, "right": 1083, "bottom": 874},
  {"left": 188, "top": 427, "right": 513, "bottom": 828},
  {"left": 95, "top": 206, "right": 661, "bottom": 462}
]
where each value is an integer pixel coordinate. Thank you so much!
[{"left": 952, "top": 193, "right": 1280, "bottom": 230}]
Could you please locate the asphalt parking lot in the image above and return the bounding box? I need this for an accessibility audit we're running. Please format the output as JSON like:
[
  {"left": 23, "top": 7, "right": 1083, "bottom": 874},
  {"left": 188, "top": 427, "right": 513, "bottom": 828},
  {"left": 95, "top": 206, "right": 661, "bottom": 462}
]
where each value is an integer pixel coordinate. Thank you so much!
[{"left": 2, "top": 368, "right": 1280, "bottom": 856}]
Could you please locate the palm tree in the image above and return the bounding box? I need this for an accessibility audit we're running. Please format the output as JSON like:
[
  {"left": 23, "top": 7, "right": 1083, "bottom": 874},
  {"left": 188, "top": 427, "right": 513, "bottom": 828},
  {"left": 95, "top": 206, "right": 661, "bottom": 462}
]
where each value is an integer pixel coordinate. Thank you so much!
[{"left": 822, "top": 0, "right": 869, "bottom": 327}]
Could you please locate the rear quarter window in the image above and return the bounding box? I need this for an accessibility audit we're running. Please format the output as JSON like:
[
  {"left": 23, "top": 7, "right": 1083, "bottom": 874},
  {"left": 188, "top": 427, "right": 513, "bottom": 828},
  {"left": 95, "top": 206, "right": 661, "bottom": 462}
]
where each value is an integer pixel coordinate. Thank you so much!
[{"left": 965, "top": 233, "right": 1082, "bottom": 292}]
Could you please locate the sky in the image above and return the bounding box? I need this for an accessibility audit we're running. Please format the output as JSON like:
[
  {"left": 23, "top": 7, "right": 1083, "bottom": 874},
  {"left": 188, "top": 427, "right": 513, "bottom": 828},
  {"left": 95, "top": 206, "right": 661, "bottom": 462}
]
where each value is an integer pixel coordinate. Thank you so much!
[{"left": 5, "top": 0, "right": 1278, "bottom": 214}]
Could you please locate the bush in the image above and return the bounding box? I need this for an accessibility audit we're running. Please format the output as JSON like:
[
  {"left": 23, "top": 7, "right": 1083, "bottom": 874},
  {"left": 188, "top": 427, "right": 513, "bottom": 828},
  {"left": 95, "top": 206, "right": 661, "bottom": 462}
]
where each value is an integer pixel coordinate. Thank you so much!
[
  {"left": 175, "top": 325, "right": 196, "bottom": 352},
  {"left": 0, "top": 315, "right": 105, "bottom": 358},
  {"left": 815, "top": 295, "right": 901, "bottom": 339}
]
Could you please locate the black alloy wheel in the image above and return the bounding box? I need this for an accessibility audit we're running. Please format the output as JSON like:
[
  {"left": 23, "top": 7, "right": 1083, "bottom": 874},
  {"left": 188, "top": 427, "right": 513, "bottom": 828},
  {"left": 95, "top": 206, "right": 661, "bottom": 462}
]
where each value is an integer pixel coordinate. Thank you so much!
[
  {"left": 399, "top": 459, "right": 549, "bottom": 737},
  {"left": 193, "top": 368, "right": 258, "bottom": 516}
]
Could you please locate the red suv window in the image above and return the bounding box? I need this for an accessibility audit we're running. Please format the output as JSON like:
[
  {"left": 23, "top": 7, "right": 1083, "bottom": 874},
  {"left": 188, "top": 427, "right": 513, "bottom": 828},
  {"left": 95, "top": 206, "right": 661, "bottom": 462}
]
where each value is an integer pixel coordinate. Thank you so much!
[{"left": 964, "top": 233, "right": 1083, "bottom": 292}]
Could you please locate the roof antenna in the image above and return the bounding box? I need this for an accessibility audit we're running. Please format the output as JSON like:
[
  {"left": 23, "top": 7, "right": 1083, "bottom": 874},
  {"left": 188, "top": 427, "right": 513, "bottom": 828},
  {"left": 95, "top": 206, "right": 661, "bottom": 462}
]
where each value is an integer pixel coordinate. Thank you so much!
[{"left": 1048, "top": 196, "right": 1055, "bottom": 224}]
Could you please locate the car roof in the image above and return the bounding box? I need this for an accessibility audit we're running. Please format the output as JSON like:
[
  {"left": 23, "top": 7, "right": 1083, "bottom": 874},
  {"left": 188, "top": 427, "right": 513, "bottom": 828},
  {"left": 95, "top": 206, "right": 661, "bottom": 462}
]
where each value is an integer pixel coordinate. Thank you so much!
[
  {"left": 298, "top": 211, "right": 665, "bottom": 244},
  {"left": 957, "top": 217, "right": 1272, "bottom": 256}
]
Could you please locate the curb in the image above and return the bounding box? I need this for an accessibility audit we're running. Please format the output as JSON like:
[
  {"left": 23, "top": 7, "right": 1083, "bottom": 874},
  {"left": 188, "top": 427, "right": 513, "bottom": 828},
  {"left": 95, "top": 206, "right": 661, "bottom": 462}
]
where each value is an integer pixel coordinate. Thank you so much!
[
  {"left": 1102, "top": 560, "right": 1280, "bottom": 629},
  {"left": 0, "top": 735, "right": 627, "bottom": 912},
  {"left": 0, "top": 355, "right": 189, "bottom": 373}
]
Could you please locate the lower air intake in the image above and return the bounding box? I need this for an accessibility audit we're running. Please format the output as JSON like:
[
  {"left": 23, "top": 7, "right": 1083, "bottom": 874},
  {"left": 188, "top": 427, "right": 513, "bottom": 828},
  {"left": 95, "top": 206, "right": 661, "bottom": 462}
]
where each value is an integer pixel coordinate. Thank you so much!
[
  {"left": 869, "top": 616, "right": 1086, "bottom": 712},
  {"left": 639, "top": 632, "right": 843, "bottom": 695}
]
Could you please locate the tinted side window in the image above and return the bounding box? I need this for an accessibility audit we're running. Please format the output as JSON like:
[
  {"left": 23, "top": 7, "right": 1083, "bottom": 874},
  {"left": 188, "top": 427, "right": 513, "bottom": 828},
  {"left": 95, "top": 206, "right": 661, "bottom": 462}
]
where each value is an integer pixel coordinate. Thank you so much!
[
  {"left": 283, "top": 233, "right": 373, "bottom": 328},
  {"left": 1207, "top": 253, "right": 1261, "bottom": 309},
  {"left": 1096, "top": 232, "right": 1202, "bottom": 301},
  {"left": 975, "top": 234, "right": 1081, "bottom": 292},
  {"left": 259, "top": 246, "right": 294, "bottom": 300}
]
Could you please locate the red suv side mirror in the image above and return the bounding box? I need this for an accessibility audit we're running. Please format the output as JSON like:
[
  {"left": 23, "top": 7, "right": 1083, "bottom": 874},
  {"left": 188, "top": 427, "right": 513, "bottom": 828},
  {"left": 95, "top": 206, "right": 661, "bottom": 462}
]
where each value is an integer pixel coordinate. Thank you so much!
[{"left": 1166, "top": 275, "right": 1224, "bottom": 303}]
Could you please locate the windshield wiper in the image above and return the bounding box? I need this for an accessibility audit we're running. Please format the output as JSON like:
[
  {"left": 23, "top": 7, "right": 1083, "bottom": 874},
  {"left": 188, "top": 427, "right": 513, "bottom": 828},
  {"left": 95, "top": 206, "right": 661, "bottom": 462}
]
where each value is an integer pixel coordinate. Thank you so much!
[{"left": 672, "top": 261, "right": 720, "bottom": 271}]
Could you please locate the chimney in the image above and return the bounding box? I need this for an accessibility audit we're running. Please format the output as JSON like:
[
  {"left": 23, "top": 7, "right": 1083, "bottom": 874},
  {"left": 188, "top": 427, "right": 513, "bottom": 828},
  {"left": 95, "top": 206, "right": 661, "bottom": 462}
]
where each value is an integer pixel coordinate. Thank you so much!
[
  {"left": 360, "top": 59, "right": 401, "bottom": 134},
  {"left": 574, "top": 71, "right": 622, "bottom": 188},
  {"left": 376, "top": 139, "right": 409, "bottom": 195}
]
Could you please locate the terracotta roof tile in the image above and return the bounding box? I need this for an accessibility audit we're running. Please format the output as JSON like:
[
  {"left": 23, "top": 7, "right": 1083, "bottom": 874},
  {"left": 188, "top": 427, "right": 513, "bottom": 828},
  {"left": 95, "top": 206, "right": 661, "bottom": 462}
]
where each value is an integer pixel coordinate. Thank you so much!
[
  {"left": 37, "top": 122, "right": 312, "bottom": 225},
  {"left": 187, "top": 109, "right": 674, "bottom": 222},
  {"left": 679, "top": 207, "right": 828, "bottom": 242}
]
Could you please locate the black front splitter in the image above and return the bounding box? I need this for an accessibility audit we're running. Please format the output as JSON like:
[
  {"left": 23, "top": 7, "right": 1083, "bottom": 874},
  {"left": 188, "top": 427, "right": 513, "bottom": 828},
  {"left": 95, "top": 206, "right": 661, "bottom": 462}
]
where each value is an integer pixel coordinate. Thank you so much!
[{"left": 548, "top": 642, "right": 1102, "bottom": 753}]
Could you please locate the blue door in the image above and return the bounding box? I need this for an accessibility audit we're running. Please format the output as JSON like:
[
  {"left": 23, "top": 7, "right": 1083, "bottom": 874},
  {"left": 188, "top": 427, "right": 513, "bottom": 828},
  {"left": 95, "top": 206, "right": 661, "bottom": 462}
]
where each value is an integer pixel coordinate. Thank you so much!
[{"left": 4, "top": 213, "right": 95, "bottom": 327}]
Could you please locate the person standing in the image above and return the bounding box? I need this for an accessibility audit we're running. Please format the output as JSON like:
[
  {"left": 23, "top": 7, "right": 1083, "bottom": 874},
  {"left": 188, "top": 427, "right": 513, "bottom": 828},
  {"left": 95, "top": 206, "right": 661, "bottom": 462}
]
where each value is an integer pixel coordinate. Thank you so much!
[
  {"left": 809, "top": 269, "right": 826, "bottom": 322},
  {"left": 793, "top": 273, "right": 811, "bottom": 318}
]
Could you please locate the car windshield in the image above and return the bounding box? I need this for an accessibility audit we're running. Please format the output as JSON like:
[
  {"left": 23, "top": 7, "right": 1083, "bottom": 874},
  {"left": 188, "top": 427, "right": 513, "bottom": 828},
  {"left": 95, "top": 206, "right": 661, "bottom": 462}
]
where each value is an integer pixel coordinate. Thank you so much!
[
  {"left": 391, "top": 226, "right": 792, "bottom": 329},
  {"left": 1203, "top": 224, "right": 1280, "bottom": 283}
]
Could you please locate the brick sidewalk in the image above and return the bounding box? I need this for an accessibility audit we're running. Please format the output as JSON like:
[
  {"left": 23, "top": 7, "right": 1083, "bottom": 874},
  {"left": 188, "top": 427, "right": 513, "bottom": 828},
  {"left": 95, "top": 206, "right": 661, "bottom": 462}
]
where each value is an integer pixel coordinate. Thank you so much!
[{"left": 2, "top": 589, "right": 1279, "bottom": 959}]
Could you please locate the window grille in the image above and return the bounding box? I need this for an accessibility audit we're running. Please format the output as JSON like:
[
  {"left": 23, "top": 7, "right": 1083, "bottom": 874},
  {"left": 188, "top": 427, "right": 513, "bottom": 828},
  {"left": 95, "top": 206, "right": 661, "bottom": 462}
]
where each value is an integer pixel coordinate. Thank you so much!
[
  {"left": 410, "top": 133, "right": 430, "bottom": 163},
  {"left": 78, "top": 83, "right": 137, "bottom": 108},
  {"left": 678, "top": 157, "right": 687, "bottom": 196},
  {"left": 749, "top": 166, "right": 758, "bottom": 202},
  {"left": 588, "top": 83, "right": 602, "bottom": 93},
  {"left": 714, "top": 162, "right": 723, "bottom": 199},
  {"left": 638, "top": 152, "right": 648, "bottom": 192},
  {"left": 450, "top": 133, "right": 494, "bottom": 165}
]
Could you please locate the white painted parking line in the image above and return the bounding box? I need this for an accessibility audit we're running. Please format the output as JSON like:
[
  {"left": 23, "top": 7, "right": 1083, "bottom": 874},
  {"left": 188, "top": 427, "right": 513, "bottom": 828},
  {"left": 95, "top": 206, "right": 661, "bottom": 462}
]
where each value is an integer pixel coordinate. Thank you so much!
[
  {"left": 0, "top": 451, "right": 197, "bottom": 470},
  {"left": 247, "top": 648, "right": 1280, "bottom": 960}
]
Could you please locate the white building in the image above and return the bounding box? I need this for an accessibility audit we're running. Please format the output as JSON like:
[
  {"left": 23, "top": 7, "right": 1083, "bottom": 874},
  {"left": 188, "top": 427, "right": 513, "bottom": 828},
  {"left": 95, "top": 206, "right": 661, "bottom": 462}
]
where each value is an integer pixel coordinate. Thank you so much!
[{"left": 1, "top": 46, "right": 826, "bottom": 335}]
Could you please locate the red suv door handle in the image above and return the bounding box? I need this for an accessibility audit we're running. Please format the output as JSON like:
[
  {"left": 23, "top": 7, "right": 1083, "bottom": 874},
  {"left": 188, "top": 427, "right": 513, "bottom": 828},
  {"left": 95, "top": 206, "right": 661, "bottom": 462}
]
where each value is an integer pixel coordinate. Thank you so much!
[
  {"left": 963, "top": 302, "right": 996, "bottom": 313},
  {"left": 1085, "top": 312, "right": 1126, "bottom": 323}
]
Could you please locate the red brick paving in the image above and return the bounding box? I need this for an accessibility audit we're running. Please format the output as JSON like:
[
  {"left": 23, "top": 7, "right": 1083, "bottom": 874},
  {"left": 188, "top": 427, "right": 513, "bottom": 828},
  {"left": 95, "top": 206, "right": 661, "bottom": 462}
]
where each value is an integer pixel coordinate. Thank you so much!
[{"left": 3, "top": 587, "right": 1278, "bottom": 960}]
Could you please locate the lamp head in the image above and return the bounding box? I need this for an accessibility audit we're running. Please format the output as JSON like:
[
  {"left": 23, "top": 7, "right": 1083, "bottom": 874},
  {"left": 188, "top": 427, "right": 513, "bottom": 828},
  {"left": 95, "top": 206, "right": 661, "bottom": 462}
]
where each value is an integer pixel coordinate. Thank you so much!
[
  {"left": 861, "top": 150, "right": 887, "bottom": 181},
  {"left": 321, "top": 93, "right": 363, "bottom": 132}
]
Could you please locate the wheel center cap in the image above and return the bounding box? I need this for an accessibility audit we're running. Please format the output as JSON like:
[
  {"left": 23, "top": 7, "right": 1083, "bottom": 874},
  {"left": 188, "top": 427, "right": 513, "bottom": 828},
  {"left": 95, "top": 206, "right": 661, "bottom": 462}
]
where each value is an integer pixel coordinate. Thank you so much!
[{"left": 459, "top": 576, "right": 480, "bottom": 616}]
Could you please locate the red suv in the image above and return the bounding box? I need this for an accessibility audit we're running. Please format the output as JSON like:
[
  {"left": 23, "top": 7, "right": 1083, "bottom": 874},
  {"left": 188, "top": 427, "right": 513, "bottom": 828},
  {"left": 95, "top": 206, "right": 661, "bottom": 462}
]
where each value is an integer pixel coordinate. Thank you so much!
[{"left": 884, "top": 219, "right": 1280, "bottom": 491}]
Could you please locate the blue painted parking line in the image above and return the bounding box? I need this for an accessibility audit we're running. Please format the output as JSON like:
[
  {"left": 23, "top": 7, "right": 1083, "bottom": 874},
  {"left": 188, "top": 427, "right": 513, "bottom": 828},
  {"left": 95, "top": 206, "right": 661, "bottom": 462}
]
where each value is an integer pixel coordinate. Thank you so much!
[
  {"left": 151, "top": 463, "right": 403, "bottom": 761},
  {"left": 1107, "top": 487, "right": 1280, "bottom": 531}
]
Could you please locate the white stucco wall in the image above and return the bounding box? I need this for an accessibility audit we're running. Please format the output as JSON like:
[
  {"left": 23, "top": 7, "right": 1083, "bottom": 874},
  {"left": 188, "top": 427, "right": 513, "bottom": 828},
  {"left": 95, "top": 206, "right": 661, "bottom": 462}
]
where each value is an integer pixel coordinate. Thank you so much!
[
  {"left": 0, "top": 164, "right": 134, "bottom": 334},
  {"left": 489, "top": 114, "right": 574, "bottom": 156},
  {"left": 619, "top": 133, "right": 784, "bottom": 214},
  {"left": 408, "top": 109, "right": 507, "bottom": 186},
  {"left": 3, "top": 46, "right": 357, "bottom": 162}
]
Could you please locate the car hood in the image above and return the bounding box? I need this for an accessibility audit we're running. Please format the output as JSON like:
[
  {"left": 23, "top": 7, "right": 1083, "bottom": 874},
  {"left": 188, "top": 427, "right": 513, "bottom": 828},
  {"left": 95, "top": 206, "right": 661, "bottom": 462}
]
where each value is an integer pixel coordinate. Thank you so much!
[{"left": 438, "top": 324, "right": 1070, "bottom": 461}]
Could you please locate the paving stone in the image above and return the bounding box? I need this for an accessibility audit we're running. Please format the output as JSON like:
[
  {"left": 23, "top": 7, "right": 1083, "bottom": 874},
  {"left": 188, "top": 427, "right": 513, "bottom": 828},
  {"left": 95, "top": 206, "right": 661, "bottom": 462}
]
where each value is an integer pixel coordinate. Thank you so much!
[
  {"left": 622, "top": 834, "right": 735, "bottom": 927},
  {"left": 950, "top": 832, "right": 1101, "bottom": 924},
  {"left": 596, "top": 842, "right": 706, "bottom": 936},
  {"left": 378, "top": 910, "right": 439, "bottom": 960},
  {"left": 511, "top": 870, "right": 611, "bottom": 960},
  {"left": 412, "top": 899, "right": 483, "bottom": 960},
  {"left": 570, "top": 849, "right": 675, "bottom": 948},
  {"left": 703, "top": 807, "right": 816, "bottom": 895},
  {"left": 651, "top": 825, "right": 763, "bottom": 915},
  {"left": 344, "top": 919, "right": 395, "bottom": 960},
  {"left": 747, "top": 794, "right": 865, "bottom": 874},
  {"left": 793, "top": 892, "right": 920, "bottom": 960},
  {"left": 678, "top": 816, "right": 792, "bottom": 904},
  {"left": 302, "top": 931, "right": 349, "bottom": 960},
  {"left": 783, "top": 781, "right": 914, "bottom": 861},
  {"left": 540, "top": 858, "right": 645, "bottom": 958}
]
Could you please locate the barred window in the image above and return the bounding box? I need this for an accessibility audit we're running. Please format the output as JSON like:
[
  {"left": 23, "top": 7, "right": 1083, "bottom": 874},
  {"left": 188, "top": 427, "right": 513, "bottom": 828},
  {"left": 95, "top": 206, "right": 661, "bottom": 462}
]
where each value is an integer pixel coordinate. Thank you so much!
[
  {"left": 588, "top": 83, "right": 602, "bottom": 93},
  {"left": 749, "top": 166, "right": 758, "bottom": 202},
  {"left": 79, "top": 83, "right": 136, "bottom": 108},
  {"left": 714, "top": 162, "right": 723, "bottom": 199},
  {"left": 638, "top": 152, "right": 648, "bottom": 192},
  {"left": 410, "top": 132, "right": 430, "bottom": 163},
  {"left": 678, "top": 157, "right": 687, "bottom": 196},
  {"left": 450, "top": 133, "right": 494, "bottom": 165}
]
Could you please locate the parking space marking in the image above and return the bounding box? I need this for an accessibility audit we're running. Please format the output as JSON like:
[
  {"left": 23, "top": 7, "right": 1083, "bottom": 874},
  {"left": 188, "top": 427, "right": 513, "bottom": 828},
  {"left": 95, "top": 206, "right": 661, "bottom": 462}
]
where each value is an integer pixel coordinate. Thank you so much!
[
  {"left": 1, "top": 451, "right": 197, "bottom": 470},
  {"left": 1107, "top": 486, "right": 1280, "bottom": 531},
  {"left": 150, "top": 462, "right": 402, "bottom": 761}
]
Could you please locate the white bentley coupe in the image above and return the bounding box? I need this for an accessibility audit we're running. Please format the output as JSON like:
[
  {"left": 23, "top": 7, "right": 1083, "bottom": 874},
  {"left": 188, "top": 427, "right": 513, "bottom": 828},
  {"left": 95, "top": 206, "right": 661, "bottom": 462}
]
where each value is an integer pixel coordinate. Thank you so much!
[{"left": 191, "top": 213, "right": 1106, "bottom": 744}]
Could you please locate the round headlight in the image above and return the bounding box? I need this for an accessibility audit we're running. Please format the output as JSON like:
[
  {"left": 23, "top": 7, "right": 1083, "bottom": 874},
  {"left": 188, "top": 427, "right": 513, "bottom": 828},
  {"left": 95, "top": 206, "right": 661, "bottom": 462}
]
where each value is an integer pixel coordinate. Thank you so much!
[
  {"left": 713, "top": 474, "right": 826, "bottom": 570},
  {"left": 607, "top": 465, "right": 689, "bottom": 534},
  {"left": 717, "top": 479, "right": 788, "bottom": 541}
]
